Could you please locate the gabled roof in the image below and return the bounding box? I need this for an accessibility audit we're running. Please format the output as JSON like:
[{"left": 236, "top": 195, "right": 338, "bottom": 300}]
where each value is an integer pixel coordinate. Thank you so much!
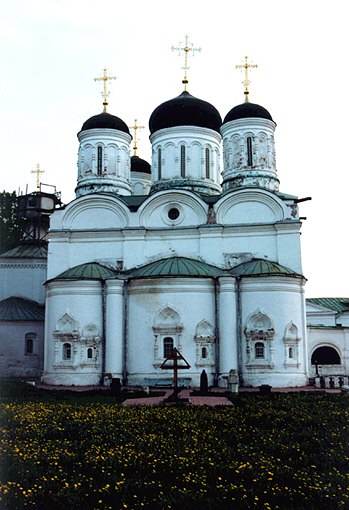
[
  {"left": 0, "top": 244, "right": 47, "bottom": 259},
  {"left": 229, "top": 258, "right": 303, "bottom": 278},
  {"left": 0, "top": 297, "right": 45, "bottom": 321},
  {"left": 48, "top": 262, "right": 118, "bottom": 282},
  {"left": 306, "top": 298, "right": 349, "bottom": 313},
  {"left": 125, "top": 256, "right": 227, "bottom": 279}
]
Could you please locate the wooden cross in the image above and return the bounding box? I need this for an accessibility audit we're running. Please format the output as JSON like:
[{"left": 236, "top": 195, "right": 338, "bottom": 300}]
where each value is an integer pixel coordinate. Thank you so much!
[
  {"left": 236, "top": 56, "right": 258, "bottom": 102},
  {"left": 161, "top": 347, "right": 191, "bottom": 396},
  {"left": 129, "top": 119, "right": 145, "bottom": 156},
  {"left": 94, "top": 68, "right": 116, "bottom": 112},
  {"left": 171, "top": 34, "right": 201, "bottom": 91},
  {"left": 31, "top": 163, "right": 45, "bottom": 191}
]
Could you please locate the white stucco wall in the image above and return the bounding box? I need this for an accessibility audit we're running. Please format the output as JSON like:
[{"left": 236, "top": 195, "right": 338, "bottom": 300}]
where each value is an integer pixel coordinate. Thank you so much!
[{"left": 0, "top": 321, "right": 44, "bottom": 377}]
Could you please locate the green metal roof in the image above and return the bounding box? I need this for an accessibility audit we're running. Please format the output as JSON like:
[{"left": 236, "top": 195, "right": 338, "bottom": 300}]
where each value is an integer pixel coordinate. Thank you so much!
[
  {"left": 306, "top": 298, "right": 349, "bottom": 313},
  {"left": 230, "top": 258, "right": 303, "bottom": 278},
  {"left": 125, "top": 256, "right": 227, "bottom": 279},
  {"left": 0, "top": 297, "right": 45, "bottom": 321},
  {"left": 0, "top": 243, "right": 48, "bottom": 259},
  {"left": 49, "top": 262, "right": 118, "bottom": 282}
]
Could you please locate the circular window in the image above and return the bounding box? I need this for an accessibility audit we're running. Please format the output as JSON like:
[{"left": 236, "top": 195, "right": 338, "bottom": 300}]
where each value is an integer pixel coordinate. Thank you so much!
[{"left": 168, "top": 208, "right": 180, "bottom": 220}]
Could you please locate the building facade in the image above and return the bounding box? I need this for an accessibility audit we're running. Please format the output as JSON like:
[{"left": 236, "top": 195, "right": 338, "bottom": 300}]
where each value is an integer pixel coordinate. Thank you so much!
[{"left": 41, "top": 85, "right": 311, "bottom": 388}]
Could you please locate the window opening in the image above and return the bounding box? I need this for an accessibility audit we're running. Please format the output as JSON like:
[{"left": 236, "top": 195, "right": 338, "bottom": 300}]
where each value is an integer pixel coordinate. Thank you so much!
[
  {"left": 289, "top": 347, "right": 293, "bottom": 358},
  {"left": 158, "top": 148, "right": 162, "bottom": 180},
  {"left": 247, "top": 137, "right": 253, "bottom": 166},
  {"left": 63, "top": 343, "right": 72, "bottom": 360},
  {"left": 255, "top": 342, "right": 265, "bottom": 359},
  {"left": 163, "top": 337, "right": 174, "bottom": 358},
  {"left": 205, "top": 148, "right": 210, "bottom": 179},
  {"left": 168, "top": 208, "right": 180, "bottom": 220},
  {"left": 87, "top": 348, "right": 93, "bottom": 359},
  {"left": 97, "top": 146, "right": 103, "bottom": 175},
  {"left": 202, "top": 347, "right": 208, "bottom": 359},
  {"left": 25, "top": 334, "right": 34, "bottom": 354},
  {"left": 180, "top": 145, "right": 186, "bottom": 177}
]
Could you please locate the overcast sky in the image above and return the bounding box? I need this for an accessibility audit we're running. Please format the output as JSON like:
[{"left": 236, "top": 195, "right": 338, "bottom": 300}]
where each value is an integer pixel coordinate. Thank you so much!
[{"left": 1, "top": 0, "right": 348, "bottom": 298}]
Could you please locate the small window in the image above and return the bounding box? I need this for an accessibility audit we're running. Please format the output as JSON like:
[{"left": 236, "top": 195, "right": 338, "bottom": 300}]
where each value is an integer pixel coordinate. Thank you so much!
[
  {"left": 255, "top": 342, "right": 265, "bottom": 359},
  {"left": 163, "top": 337, "right": 174, "bottom": 358},
  {"left": 25, "top": 334, "right": 35, "bottom": 354},
  {"left": 205, "top": 148, "right": 210, "bottom": 179},
  {"left": 87, "top": 347, "right": 93, "bottom": 359},
  {"left": 289, "top": 347, "right": 293, "bottom": 359},
  {"left": 158, "top": 148, "right": 162, "bottom": 180},
  {"left": 63, "top": 343, "right": 72, "bottom": 360},
  {"left": 168, "top": 208, "right": 180, "bottom": 220},
  {"left": 97, "top": 146, "right": 103, "bottom": 175},
  {"left": 202, "top": 347, "right": 208, "bottom": 359},
  {"left": 247, "top": 137, "right": 253, "bottom": 166},
  {"left": 180, "top": 145, "right": 186, "bottom": 177}
]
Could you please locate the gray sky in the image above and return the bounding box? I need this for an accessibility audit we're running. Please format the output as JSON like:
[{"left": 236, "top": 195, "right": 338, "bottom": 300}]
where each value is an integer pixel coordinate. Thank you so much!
[{"left": 1, "top": 0, "right": 348, "bottom": 297}]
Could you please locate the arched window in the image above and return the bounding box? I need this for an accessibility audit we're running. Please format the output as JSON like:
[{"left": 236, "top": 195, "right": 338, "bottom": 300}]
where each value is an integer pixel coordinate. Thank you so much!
[
  {"left": 163, "top": 337, "right": 174, "bottom": 358},
  {"left": 180, "top": 145, "right": 186, "bottom": 177},
  {"left": 311, "top": 346, "right": 341, "bottom": 365},
  {"left": 97, "top": 146, "right": 103, "bottom": 175},
  {"left": 255, "top": 342, "right": 265, "bottom": 359},
  {"left": 158, "top": 148, "right": 162, "bottom": 180},
  {"left": 289, "top": 347, "right": 293, "bottom": 359},
  {"left": 63, "top": 343, "right": 72, "bottom": 360},
  {"left": 202, "top": 347, "right": 208, "bottom": 359},
  {"left": 25, "top": 333, "right": 35, "bottom": 354},
  {"left": 87, "top": 347, "right": 93, "bottom": 359},
  {"left": 205, "top": 148, "right": 210, "bottom": 179},
  {"left": 247, "top": 137, "right": 253, "bottom": 166}
]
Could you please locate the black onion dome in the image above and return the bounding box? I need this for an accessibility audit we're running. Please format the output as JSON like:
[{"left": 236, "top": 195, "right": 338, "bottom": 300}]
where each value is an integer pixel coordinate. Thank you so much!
[
  {"left": 224, "top": 102, "right": 274, "bottom": 123},
  {"left": 149, "top": 91, "right": 222, "bottom": 134},
  {"left": 80, "top": 112, "right": 130, "bottom": 134},
  {"left": 131, "top": 155, "right": 151, "bottom": 174}
]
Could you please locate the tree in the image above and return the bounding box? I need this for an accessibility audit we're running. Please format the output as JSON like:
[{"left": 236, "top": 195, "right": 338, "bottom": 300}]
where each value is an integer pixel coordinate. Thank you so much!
[{"left": 0, "top": 191, "right": 23, "bottom": 253}]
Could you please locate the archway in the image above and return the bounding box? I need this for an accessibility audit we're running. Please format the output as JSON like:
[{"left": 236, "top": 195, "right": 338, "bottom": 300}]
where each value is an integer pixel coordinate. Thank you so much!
[{"left": 311, "top": 346, "right": 341, "bottom": 365}]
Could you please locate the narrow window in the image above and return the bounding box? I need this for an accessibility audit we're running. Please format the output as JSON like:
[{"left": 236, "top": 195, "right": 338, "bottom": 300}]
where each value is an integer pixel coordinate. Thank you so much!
[
  {"left": 97, "top": 146, "right": 103, "bottom": 175},
  {"left": 247, "top": 137, "right": 253, "bottom": 166},
  {"left": 289, "top": 347, "right": 293, "bottom": 359},
  {"left": 63, "top": 343, "right": 72, "bottom": 360},
  {"left": 255, "top": 342, "right": 265, "bottom": 359},
  {"left": 202, "top": 347, "right": 208, "bottom": 359},
  {"left": 163, "top": 337, "right": 174, "bottom": 358},
  {"left": 25, "top": 334, "right": 34, "bottom": 354},
  {"left": 180, "top": 145, "right": 186, "bottom": 177},
  {"left": 205, "top": 148, "right": 210, "bottom": 179},
  {"left": 158, "top": 148, "right": 162, "bottom": 180},
  {"left": 87, "top": 347, "right": 93, "bottom": 359}
]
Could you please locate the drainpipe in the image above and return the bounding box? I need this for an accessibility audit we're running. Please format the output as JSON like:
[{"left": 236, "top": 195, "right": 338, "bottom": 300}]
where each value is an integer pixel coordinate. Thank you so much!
[
  {"left": 101, "top": 280, "right": 107, "bottom": 385},
  {"left": 214, "top": 279, "right": 219, "bottom": 387},
  {"left": 236, "top": 278, "right": 243, "bottom": 385},
  {"left": 122, "top": 280, "right": 129, "bottom": 385}
]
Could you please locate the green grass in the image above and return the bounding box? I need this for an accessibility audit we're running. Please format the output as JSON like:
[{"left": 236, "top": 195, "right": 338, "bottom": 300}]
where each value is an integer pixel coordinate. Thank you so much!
[{"left": 0, "top": 380, "right": 349, "bottom": 509}]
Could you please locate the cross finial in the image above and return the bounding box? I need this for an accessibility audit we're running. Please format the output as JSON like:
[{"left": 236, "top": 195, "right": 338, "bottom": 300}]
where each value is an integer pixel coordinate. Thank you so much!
[
  {"left": 236, "top": 56, "right": 258, "bottom": 102},
  {"left": 94, "top": 68, "right": 116, "bottom": 112},
  {"left": 31, "top": 163, "right": 45, "bottom": 191},
  {"left": 171, "top": 34, "right": 201, "bottom": 91},
  {"left": 129, "top": 119, "right": 145, "bottom": 156}
]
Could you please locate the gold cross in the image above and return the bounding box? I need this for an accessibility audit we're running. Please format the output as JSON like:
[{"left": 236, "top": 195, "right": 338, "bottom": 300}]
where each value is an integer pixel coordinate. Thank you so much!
[
  {"left": 236, "top": 56, "right": 258, "bottom": 102},
  {"left": 129, "top": 119, "right": 145, "bottom": 156},
  {"left": 171, "top": 34, "right": 201, "bottom": 91},
  {"left": 94, "top": 68, "right": 116, "bottom": 112},
  {"left": 31, "top": 163, "right": 45, "bottom": 191}
]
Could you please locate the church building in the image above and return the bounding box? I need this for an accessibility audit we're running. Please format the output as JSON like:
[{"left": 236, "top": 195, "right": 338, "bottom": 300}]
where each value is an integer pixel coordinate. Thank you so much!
[{"left": 41, "top": 53, "right": 312, "bottom": 389}]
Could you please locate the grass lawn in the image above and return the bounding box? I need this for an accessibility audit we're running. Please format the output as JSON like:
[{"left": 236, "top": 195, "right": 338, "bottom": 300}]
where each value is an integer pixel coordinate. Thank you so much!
[{"left": 0, "top": 380, "right": 349, "bottom": 509}]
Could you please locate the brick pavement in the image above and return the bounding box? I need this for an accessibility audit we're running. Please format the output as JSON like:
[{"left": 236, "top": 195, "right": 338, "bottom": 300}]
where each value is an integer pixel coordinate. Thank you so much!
[{"left": 122, "top": 388, "right": 233, "bottom": 406}]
